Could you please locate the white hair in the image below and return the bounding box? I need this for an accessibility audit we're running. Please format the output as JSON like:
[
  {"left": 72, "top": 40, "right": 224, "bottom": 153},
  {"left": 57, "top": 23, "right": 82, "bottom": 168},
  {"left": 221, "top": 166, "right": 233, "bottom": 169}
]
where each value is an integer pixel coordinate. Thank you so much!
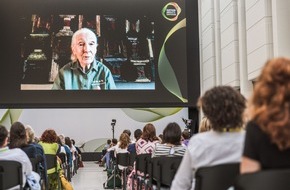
[{"left": 71, "top": 28, "right": 98, "bottom": 62}]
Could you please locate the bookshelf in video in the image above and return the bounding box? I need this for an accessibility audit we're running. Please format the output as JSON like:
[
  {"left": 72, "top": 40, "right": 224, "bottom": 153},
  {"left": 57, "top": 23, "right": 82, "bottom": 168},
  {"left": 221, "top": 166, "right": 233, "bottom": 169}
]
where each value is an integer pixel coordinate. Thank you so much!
[{"left": 20, "top": 14, "right": 155, "bottom": 90}]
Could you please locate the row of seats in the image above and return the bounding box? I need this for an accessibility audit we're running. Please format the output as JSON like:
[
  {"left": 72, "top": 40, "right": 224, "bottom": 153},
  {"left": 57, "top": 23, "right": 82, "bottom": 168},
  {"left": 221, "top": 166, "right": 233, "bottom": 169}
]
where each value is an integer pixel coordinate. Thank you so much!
[
  {"left": 110, "top": 153, "right": 290, "bottom": 190},
  {"left": 110, "top": 152, "right": 183, "bottom": 190},
  {"left": 0, "top": 152, "right": 80, "bottom": 190}
]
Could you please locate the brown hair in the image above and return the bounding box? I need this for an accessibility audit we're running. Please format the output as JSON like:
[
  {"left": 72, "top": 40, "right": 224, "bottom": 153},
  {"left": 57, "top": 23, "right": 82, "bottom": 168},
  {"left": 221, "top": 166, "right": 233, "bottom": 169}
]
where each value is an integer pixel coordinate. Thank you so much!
[
  {"left": 141, "top": 123, "right": 159, "bottom": 142},
  {"left": 198, "top": 86, "right": 246, "bottom": 131},
  {"left": 119, "top": 133, "right": 131, "bottom": 149},
  {"left": 249, "top": 57, "right": 290, "bottom": 150},
  {"left": 9, "top": 122, "right": 27, "bottom": 149},
  {"left": 40, "top": 129, "right": 58, "bottom": 143}
]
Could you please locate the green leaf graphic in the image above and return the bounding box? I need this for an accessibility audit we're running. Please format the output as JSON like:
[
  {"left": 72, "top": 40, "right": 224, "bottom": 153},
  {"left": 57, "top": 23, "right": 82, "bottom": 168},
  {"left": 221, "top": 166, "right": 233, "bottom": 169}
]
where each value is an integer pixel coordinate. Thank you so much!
[
  {"left": 121, "top": 108, "right": 182, "bottom": 122},
  {"left": 158, "top": 18, "right": 187, "bottom": 102}
]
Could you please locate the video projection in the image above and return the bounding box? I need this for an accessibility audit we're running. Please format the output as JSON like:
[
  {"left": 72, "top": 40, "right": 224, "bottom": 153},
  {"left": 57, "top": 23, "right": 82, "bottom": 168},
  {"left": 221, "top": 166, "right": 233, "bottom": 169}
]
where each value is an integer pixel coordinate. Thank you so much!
[{"left": 0, "top": 0, "right": 200, "bottom": 108}]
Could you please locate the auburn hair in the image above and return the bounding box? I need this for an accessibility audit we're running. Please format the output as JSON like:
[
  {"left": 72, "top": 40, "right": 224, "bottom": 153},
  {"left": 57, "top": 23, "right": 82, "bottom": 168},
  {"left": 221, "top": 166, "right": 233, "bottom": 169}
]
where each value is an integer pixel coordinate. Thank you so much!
[{"left": 249, "top": 57, "right": 290, "bottom": 150}]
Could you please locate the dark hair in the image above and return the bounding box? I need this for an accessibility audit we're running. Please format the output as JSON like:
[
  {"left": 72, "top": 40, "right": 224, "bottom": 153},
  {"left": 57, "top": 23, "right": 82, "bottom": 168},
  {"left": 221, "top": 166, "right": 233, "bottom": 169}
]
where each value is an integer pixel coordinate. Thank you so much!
[
  {"left": 182, "top": 129, "right": 190, "bottom": 140},
  {"left": 57, "top": 136, "right": 63, "bottom": 146},
  {"left": 198, "top": 86, "right": 246, "bottom": 131},
  {"left": 134, "top": 129, "right": 142, "bottom": 141},
  {"left": 40, "top": 129, "right": 58, "bottom": 143},
  {"left": 9, "top": 121, "right": 27, "bottom": 149},
  {"left": 112, "top": 138, "right": 118, "bottom": 145},
  {"left": 65, "top": 137, "right": 72, "bottom": 148},
  {"left": 123, "top": 129, "right": 131, "bottom": 137},
  {"left": 141, "top": 123, "right": 159, "bottom": 142},
  {"left": 0, "top": 125, "right": 8, "bottom": 147},
  {"left": 71, "top": 139, "right": 75, "bottom": 145},
  {"left": 107, "top": 139, "right": 112, "bottom": 144},
  {"left": 250, "top": 57, "right": 290, "bottom": 150},
  {"left": 163, "top": 122, "right": 182, "bottom": 145}
]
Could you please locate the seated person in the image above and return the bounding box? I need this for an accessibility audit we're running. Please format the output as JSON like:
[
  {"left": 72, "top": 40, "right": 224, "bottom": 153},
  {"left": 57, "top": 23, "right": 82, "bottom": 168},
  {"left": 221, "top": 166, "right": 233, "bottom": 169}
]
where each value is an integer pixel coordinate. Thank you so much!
[
  {"left": 240, "top": 57, "right": 290, "bottom": 174},
  {"left": 181, "top": 129, "right": 190, "bottom": 147},
  {"left": 171, "top": 86, "right": 246, "bottom": 190},
  {"left": 0, "top": 125, "right": 40, "bottom": 189},
  {"left": 127, "top": 129, "right": 142, "bottom": 153},
  {"left": 152, "top": 122, "right": 186, "bottom": 157}
]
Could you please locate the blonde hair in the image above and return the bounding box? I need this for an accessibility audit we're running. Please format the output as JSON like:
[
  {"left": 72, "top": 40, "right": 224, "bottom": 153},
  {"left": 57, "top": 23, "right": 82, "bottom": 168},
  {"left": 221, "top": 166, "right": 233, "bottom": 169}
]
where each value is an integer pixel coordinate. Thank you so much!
[
  {"left": 25, "top": 125, "right": 35, "bottom": 143},
  {"left": 199, "top": 117, "right": 212, "bottom": 133}
]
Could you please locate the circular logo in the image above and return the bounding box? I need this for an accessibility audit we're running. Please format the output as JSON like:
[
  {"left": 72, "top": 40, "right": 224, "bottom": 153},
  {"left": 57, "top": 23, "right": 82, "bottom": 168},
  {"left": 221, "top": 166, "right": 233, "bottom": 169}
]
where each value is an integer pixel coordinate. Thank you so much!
[{"left": 162, "top": 2, "right": 181, "bottom": 21}]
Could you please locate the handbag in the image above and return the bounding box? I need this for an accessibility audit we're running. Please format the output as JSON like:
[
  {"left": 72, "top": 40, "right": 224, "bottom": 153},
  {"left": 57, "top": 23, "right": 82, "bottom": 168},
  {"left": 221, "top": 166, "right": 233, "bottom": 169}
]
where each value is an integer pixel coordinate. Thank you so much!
[{"left": 59, "top": 174, "right": 74, "bottom": 190}]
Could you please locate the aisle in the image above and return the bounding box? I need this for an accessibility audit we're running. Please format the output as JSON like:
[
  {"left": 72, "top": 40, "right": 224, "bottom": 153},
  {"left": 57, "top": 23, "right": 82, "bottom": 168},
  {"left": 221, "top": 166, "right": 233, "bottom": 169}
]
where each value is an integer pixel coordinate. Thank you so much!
[{"left": 71, "top": 161, "right": 118, "bottom": 190}]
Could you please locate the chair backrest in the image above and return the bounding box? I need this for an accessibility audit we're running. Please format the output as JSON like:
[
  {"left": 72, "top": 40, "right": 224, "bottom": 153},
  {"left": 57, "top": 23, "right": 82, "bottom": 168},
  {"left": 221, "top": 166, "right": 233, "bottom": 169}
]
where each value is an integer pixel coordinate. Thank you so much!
[
  {"left": 116, "top": 152, "right": 130, "bottom": 167},
  {"left": 135, "top": 153, "right": 152, "bottom": 174},
  {"left": 234, "top": 169, "right": 290, "bottom": 190},
  {"left": 57, "top": 152, "right": 67, "bottom": 165},
  {"left": 30, "top": 155, "right": 43, "bottom": 174},
  {"left": 129, "top": 152, "right": 137, "bottom": 167},
  {"left": 195, "top": 162, "right": 240, "bottom": 190},
  {"left": 151, "top": 156, "right": 183, "bottom": 189},
  {"left": 0, "top": 160, "right": 23, "bottom": 190},
  {"left": 45, "top": 154, "right": 58, "bottom": 173}
]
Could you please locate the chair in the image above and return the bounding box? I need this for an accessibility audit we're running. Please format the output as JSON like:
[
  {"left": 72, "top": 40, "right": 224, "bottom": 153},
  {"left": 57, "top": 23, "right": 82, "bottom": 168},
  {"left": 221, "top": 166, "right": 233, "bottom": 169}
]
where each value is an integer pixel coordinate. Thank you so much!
[
  {"left": 116, "top": 152, "right": 130, "bottom": 190},
  {"left": 129, "top": 152, "right": 137, "bottom": 168},
  {"left": 151, "top": 156, "right": 183, "bottom": 190},
  {"left": 45, "top": 154, "right": 61, "bottom": 190},
  {"left": 194, "top": 162, "right": 240, "bottom": 190},
  {"left": 57, "top": 152, "right": 71, "bottom": 181},
  {"left": 234, "top": 169, "right": 290, "bottom": 190},
  {"left": 134, "top": 153, "right": 152, "bottom": 190},
  {"left": 0, "top": 160, "right": 23, "bottom": 190}
]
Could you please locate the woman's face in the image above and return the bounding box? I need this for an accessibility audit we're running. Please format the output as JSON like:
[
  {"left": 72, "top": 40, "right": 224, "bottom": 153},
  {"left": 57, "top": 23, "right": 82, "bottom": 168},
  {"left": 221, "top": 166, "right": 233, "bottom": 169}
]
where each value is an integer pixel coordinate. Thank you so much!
[{"left": 72, "top": 32, "right": 97, "bottom": 68}]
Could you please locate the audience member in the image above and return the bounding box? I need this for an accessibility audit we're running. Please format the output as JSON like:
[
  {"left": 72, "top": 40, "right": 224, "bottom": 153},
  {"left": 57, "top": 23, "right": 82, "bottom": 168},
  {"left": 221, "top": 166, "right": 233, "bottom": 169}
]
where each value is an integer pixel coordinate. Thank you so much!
[
  {"left": 102, "top": 138, "right": 118, "bottom": 170},
  {"left": 0, "top": 125, "right": 40, "bottom": 189},
  {"left": 127, "top": 129, "right": 142, "bottom": 153},
  {"left": 198, "top": 116, "right": 212, "bottom": 133},
  {"left": 171, "top": 85, "right": 246, "bottom": 189},
  {"left": 240, "top": 57, "right": 290, "bottom": 173},
  {"left": 127, "top": 123, "right": 160, "bottom": 190},
  {"left": 65, "top": 136, "right": 77, "bottom": 174},
  {"left": 26, "top": 125, "right": 47, "bottom": 185},
  {"left": 153, "top": 122, "right": 186, "bottom": 157},
  {"left": 9, "top": 121, "right": 37, "bottom": 159},
  {"left": 39, "top": 129, "right": 60, "bottom": 190},
  {"left": 181, "top": 129, "right": 190, "bottom": 146}
]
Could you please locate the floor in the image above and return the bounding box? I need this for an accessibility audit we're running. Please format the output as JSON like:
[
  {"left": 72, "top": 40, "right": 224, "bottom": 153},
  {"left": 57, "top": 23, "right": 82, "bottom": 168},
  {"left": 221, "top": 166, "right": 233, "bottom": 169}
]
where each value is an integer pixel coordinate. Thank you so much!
[{"left": 71, "top": 161, "right": 122, "bottom": 190}]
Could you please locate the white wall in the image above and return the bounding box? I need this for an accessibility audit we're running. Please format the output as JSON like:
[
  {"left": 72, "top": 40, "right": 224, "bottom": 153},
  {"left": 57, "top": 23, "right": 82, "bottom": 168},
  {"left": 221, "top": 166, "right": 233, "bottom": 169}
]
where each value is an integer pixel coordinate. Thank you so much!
[
  {"left": 1, "top": 108, "right": 189, "bottom": 149},
  {"left": 199, "top": 0, "right": 290, "bottom": 97}
]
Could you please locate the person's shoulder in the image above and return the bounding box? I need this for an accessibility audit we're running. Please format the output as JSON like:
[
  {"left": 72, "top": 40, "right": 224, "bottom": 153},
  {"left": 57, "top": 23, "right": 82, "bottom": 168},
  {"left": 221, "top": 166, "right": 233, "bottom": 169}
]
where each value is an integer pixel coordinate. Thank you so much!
[{"left": 11, "top": 147, "right": 29, "bottom": 156}]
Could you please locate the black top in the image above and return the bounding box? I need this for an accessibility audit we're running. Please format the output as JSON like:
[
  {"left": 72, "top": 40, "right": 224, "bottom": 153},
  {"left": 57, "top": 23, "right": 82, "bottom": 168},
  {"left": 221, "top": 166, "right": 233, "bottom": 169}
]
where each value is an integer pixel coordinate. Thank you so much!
[{"left": 243, "top": 121, "right": 290, "bottom": 169}]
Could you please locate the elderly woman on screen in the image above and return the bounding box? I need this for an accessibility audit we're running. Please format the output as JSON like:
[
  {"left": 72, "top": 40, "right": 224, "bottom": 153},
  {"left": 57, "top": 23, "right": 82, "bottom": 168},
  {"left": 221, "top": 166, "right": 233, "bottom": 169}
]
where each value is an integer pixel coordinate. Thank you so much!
[{"left": 52, "top": 28, "right": 116, "bottom": 90}]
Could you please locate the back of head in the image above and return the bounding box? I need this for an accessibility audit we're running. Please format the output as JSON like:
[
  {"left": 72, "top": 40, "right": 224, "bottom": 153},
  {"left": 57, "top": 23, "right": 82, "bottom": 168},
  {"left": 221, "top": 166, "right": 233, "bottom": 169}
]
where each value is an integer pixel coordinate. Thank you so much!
[
  {"left": 123, "top": 129, "right": 131, "bottom": 137},
  {"left": 119, "top": 133, "right": 131, "bottom": 149},
  {"left": 65, "top": 137, "right": 72, "bottom": 148},
  {"left": 182, "top": 129, "right": 190, "bottom": 139},
  {"left": 142, "top": 123, "right": 158, "bottom": 142},
  {"left": 112, "top": 138, "right": 118, "bottom": 145},
  {"left": 40, "top": 129, "right": 57, "bottom": 143},
  {"left": 198, "top": 86, "right": 246, "bottom": 131},
  {"left": 25, "top": 125, "right": 35, "bottom": 143},
  {"left": 134, "top": 129, "right": 142, "bottom": 141},
  {"left": 0, "top": 125, "right": 8, "bottom": 147},
  {"left": 163, "top": 122, "right": 182, "bottom": 145},
  {"left": 9, "top": 121, "right": 27, "bottom": 148},
  {"left": 250, "top": 57, "right": 290, "bottom": 150}
]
